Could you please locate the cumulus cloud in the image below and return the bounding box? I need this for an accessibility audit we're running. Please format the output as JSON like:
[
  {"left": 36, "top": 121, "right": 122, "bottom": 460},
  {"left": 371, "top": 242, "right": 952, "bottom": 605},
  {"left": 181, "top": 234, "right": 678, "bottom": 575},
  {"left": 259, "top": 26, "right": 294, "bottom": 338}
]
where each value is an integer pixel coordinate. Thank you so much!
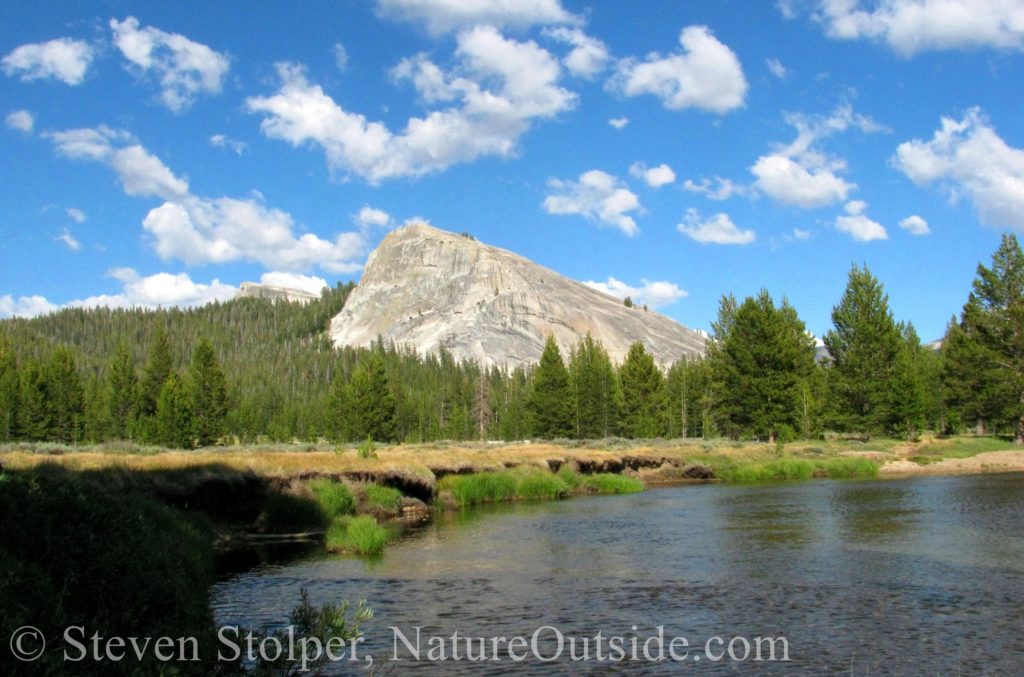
[
  {"left": 609, "top": 25, "right": 748, "bottom": 114},
  {"left": 6, "top": 109, "right": 34, "bottom": 133},
  {"left": 682, "top": 176, "right": 744, "bottom": 200},
  {"left": 356, "top": 205, "right": 393, "bottom": 228},
  {"left": 210, "top": 133, "right": 247, "bottom": 154},
  {"left": 608, "top": 116, "right": 629, "bottom": 130},
  {"left": 767, "top": 57, "right": 787, "bottom": 78},
  {"left": 47, "top": 125, "right": 365, "bottom": 273},
  {"left": 543, "top": 170, "right": 642, "bottom": 236},
  {"left": 835, "top": 200, "right": 888, "bottom": 241},
  {"left": 629, "top": 162, "right": 676, "bottom": 188},
  {"left": 808, "top": 0, "right": 1024, "bottom": 55},
  {"left": 0, "top": 294, "right": 58, "bottom": 318},
  {"left": 677, "top": 208, "right": 755, "bottom": 244},
  {"left": 750, "top": 103, "right": 884, "bottom": 208},
  {"left": 248, "top": 27, "right": 576, "bottom": 183},
  {"left": 900, "top": 214, "right": 931, "bottom": 235},
  {"left": 375, "top": 0, "right": 578, "bottom": 35},
  {"left": 584, "top": 276, "right": 688, "bottom": 308},
  {"left": 893, "top": 108, "right": 1024, "bottom": 231},
  {"left": 543, "top": 27, "right": 610, "bottom": 78},
  {"left": 56, "top": 228, "right": 81, "bottom": 251},
  {"left": 110, "top": 17, "right": 230, "bottom": 112},
  {"left": 66, "top": 207, "right": 86, "bottom": 223},
  {"left": 257, "top": 271, "right": 328, "bottom": 296},
  {"left": 2, "top": 37, "right": 93, "bottom": 85}
]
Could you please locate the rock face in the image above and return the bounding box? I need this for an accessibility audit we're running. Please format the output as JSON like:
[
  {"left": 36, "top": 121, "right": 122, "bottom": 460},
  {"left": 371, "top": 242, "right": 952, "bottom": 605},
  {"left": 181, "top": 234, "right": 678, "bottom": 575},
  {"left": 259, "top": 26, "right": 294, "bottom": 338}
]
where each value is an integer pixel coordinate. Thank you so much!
[
  {"left": 330, "top": 223, "right": 706, "bottom": 369},
  {"left": 235, "top": 282, "right": 319, "bottom": 304}
]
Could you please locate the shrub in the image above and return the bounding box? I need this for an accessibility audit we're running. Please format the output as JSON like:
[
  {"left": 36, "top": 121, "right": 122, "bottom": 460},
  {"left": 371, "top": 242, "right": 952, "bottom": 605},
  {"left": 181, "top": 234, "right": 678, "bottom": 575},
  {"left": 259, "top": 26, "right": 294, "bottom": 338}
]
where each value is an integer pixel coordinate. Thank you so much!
[{"left": 357, "top": 437, "right": 377, "bottom": 459}]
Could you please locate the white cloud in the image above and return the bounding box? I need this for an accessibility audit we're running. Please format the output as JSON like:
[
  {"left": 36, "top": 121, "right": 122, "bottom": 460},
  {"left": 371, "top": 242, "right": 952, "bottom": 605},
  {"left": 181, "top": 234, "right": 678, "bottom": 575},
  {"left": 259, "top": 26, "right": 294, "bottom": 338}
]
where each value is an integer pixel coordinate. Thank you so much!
[
  {"left": 608, "top": 116, "right": 629, "bottom": 130},
  {"left": 70, "top": 268, "right": 238, "bottom": 311},
  {"left": 900, "top": 214, "right": 931, "bottom": 235},
  {"left": 375, "top": 0, "right": 578, "bottom": 35},
  {"left": 543, "top": 27, "right": 610, "bottom": 78},
  {"left": 584, "top": 276, "right": 687, "bottom": 308},
  {"left": 543, "top": 169, "right": 642, "bottom": 236},
  {"left": 66, "top": 207, "right": 86, "bottom": 223},
  {"left": 791, "top": 227, "right": 812, "bottom": 240},
  {"left": 809, "top": 0, "right": 1024, "bottom": 55},
  {"left": 750, "top": 103, "right": 883, "bottom": 208},
  {"left": 333, "top": 43, "right": 348, "bottom": 71},
  {"left": 629, "top": 162, "right": 676, "bottom": 188},
  {"left": 678, "top": 208, "right": 755, "bottom": 244},
  {"left": 767, "top": 57, "right": 787, "bottom": 78},
  {"left": 47, "top": 125, "right": 366, "bottom": 273},
  {"left": 682, "top": 176, "right": 744, "bottom": 200},
  {"left": 257, "top": 272, "right": 328, "bottom": 296},
  {"left": 56, "top": 228, "right": 80, "bottom": 251},
  {"left": 5, "top": 109, "right": 34, "bottom": 133},
  {"left": 248, "top": 27, "right": 576, "bottom": 183},
  {"left": 835, "top": 200, "right": 888, "bottom": 241},
  {"left": 893, "top": 108, "right": 1024, "bottom": 230},
  {"left": 2, "top": 37, "right": 93, "bottom": 85},
  {"left": 209, "top": 133, "right": 247, "bottom": 154},
  {"left": 609, "top": 25, "right": 748, "bottom": 114},
  {"left": 0, "top": 294, "right": 58, "bottom": 318},
  {"left": 110, "top": 17, "right": 230, "bottom": 112},
  {"left": 356, "top": 205, "right": 393, "bottom": 228}
]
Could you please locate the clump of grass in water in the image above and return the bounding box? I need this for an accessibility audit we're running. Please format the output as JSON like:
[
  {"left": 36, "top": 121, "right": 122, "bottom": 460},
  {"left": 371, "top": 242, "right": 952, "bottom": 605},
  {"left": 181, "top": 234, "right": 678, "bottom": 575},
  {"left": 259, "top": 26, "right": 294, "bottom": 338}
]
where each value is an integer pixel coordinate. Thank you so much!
[
  {"left": 364, "top": 484, "right": 403, "bottom": 510},
  {"left": 327, "top": 515, "right": 390, "bottom": 556},
  {"left": 515, "top": 472, "right": 568, "bottom": 500},
  {"left": 309, "top": 479, "right": 356, "bottom": 517},
  {"left": 557, "top": 467, "right": 644, "bottom": 494},
  {"left": 440, "top": 471, "right": 518, "bottom": 507}
]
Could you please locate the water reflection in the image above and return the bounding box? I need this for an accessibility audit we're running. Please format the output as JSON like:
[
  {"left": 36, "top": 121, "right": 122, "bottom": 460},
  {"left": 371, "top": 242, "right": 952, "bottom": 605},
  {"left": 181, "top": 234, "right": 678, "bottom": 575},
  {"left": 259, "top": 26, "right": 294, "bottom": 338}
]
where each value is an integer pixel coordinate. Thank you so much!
[{"left": 212, "top": 474, "right": 1024, "bottom": 674}]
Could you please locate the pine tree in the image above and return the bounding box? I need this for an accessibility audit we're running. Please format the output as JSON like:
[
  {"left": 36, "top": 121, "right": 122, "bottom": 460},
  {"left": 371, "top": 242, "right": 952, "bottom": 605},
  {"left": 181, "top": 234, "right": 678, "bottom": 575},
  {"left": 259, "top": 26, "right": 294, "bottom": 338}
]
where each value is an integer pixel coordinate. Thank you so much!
[
  {"left": 890, "top": 323, "right": 928, "bottom": 439},
  {"left": 107, "top": 341, "right": 138, "bottom": 440},
  {"left": 472, "top": 371, "right": 493, "bottom": 440},
  {"left": 944, "top": 234, "right": 1024, "bottom": 441},
  {"left": 618, "top": 342, "right": 665, "bottom": 438},
  {"left": 665, "top": 356, "right": 710, "bottom": 439},
  {"left": 139, "top": 326, "right": 173, "bottom": 418},
  {"left": 188, "top": 339, "right": 228, "bottom": 446},
  {"left": 17, "top": 360, "right": 49, "bottom": 441},
  {"left": 710, "top": 291, "right": 816, "bottom": 441},
  {"left": 941, "top": 317, "right": 1001, "bottom": 434},
  {"left": 527, "top": 335, "right": 572, "bottom": 439},
  {"left": 568, "top": 334, "right": 619, "bottom": 439},
  {"left": 823, "top": 265, "right": 904, "bottom": 436},
  {"left": 348, "top": 352, "right": 397, "bottom": 442},
  {"left": 45, "top": 346, "right": 84, "bottom": 444},
  {"left": 0, "top": 339, "right": 18, "bottom": 441},
  {"left": 156, "top": 373, "right": 194, "bottom": 448}
]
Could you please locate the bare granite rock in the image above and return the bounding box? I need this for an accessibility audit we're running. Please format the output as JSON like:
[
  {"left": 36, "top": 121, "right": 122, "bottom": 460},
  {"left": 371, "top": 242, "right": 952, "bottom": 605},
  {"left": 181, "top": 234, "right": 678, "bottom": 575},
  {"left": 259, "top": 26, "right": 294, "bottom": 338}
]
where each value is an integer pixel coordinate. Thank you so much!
[
  {"left": 330, "top": 223, "right": 706, "bottom": 369},
  {"left": 235, "top": 282, "right": 319, "bottom": 305}
]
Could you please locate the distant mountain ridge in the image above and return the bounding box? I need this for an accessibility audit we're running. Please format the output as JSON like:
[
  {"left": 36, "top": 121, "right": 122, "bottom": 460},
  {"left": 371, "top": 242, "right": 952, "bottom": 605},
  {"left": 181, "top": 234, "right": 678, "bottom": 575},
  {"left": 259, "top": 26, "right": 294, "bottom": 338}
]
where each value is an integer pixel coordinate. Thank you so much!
[
  {"left": 234, "top": 282, "right": 320, "bottom": 304},
  {"left": 329, "top": 223, "right": 706, "bottom": 369}
]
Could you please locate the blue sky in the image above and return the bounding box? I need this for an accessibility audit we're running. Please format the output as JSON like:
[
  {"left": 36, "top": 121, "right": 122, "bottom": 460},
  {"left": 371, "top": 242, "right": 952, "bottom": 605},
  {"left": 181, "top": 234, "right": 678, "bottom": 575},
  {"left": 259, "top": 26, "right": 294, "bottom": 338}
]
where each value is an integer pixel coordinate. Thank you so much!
[{"left": 2, "top": 0, "right": 1024, "bottom": 343}]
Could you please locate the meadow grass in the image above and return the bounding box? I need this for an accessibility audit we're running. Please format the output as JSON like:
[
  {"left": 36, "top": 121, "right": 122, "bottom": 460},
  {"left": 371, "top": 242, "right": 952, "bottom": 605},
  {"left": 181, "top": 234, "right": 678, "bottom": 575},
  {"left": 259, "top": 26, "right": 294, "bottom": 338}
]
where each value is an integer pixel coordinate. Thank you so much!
[
  {"left": 912, "top": 436, "right": 1016, "bottom": 459},
  {"left": 439, "top": 471, "right": 519, "bottom": 507},
  {"left": 326, "top": 515, "right": 390, "bottom": 556},
  {"left": 583, "top": 473, "right": 645, "bottom": 494},
  {"left": 713, "top": 456, "right": 878, "bottom": 482},
  {"left": 515, "top": 472, "right": 569, "bottom": 500},
  {"left": 308, "top": 478, "right": 356, "bottom": 517},
  {"left": 364, "top": 484, "right": 403, "bottom": 509}
]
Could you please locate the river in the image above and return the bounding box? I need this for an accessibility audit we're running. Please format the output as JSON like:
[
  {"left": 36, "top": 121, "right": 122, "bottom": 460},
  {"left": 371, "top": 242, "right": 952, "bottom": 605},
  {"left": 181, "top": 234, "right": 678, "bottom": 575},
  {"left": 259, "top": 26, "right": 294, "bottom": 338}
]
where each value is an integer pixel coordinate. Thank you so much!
[{"left": 211, "top": 473, "right": 1024, "bottom": 674}]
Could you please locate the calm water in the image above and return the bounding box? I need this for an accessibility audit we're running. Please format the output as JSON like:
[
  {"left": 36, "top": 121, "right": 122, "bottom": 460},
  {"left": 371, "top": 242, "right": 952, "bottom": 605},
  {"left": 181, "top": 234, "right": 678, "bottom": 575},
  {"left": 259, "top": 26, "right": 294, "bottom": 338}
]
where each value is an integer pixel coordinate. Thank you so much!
[{"left": 212, "top": 474, "right": 1024, "bottom": 674}]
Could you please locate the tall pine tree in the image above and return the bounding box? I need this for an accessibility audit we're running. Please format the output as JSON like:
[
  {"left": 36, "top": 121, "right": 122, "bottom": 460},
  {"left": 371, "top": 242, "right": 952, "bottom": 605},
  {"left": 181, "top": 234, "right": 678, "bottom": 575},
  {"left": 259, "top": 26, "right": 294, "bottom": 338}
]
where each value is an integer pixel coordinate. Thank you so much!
[
  {"left": 0, "top": 338, "right": 18, "bottom": 441},
  {"left": 348, "top": 351, "right": 397, "bottom": 442},
  {"left": 189, "top": 339, "right": 228, "bottom": 446},
  {"left": 45, "top": 346, "right": 84, "bottom": 444},
  {"left": 156, "top": 373, "right": 194, "bottom": 448},
  {"left": 527, "top": 335, "right": 572, "bottom": 439},
  {"left": 618, "top": 342, "right": 665, "bottom": 439},
  {"left": 107, "top": 341, "right": 139, "bottom": 440},
  {"left": 568, "top": 334, "right": 619, "bottom": 439}
]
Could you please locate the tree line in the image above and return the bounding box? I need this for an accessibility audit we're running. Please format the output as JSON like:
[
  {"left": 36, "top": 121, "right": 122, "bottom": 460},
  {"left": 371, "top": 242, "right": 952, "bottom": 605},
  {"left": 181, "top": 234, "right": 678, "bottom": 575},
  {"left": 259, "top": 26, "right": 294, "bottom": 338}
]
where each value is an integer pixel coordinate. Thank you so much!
[{"left": 1, "top": 235, "right": 1022, "bottom": 447}]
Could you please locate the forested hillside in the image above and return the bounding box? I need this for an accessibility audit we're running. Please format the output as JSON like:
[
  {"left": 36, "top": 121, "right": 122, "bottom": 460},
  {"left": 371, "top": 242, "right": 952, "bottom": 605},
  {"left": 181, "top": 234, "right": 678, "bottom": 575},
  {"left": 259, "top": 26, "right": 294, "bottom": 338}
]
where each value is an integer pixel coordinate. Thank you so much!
[{"left": 1, "top": 235, "right": 1022, "bottom": 447}]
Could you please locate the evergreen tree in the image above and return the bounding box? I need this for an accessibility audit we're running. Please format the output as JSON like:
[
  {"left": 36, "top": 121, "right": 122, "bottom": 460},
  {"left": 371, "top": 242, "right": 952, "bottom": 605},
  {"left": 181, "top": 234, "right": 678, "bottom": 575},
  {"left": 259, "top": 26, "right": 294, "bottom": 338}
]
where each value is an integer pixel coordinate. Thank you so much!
[
  {"left": 188, "top": 339, "right": 228, "bottom": 446},
  {"left": 618, "top": 342, "right": 665, "bottom": 438},
  {"left": 568, "top": 334, "right": 619, "bottom": 439},
  {"left": 45, "top": 346, "right": 84, "bottom": 444},
  {"left": 107, "top": 341, "right": 138, "bottom": 440},
  {"left": 527, "top": 335, "right": 572, "bottom": 438},
  {"left": 943, "top": 234, "right": 1024, "bottom": 441},
  {"left": 156, "top": 373, "right": 193, "bottom": 448},
  {"left": 0, "top": 339, "right": 18, "bottom": 441},
  {"left": 472, "top": 371, "right": 493, "bottom": 440},
  {"left": 940, "top": 318, "right": 1001, "bottom": 434},
  {"left": 327, "top": 370, "right": 352, "bottom": 440},
  {"left": 890, "top": 323, "right": 928, "bottom": 439},
  {"left": 823, "top": 265, "right": 904, "bottom": 435},
  {"left": 710, "top": 291, "right": 816, "bottom": 441},
  {"left": 139, "top": 326, "right": 173, "bottom": 418},
  {"left": 665, "top": 356, "right": 712, "bottom": 439},
  {"left": 348, "top": 352, "right": 397, "bottom": 442}
]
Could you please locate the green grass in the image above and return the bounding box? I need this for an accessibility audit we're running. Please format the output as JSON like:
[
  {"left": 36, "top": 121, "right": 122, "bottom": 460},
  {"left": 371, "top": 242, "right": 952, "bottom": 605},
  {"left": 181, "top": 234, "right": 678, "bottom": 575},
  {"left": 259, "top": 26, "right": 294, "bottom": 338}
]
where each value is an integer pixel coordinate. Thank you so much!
[
  {"left": 515, "top": 472, "right": 569, "bottom": 500},
  {"left": 364, "top": 484, "right": 403, "bottom": 510},
  {"left": 309, "top": 479, "right": 356, "bottom": 517},
  {"left": 914, "top": 436, "right": 1015, "bottom": 459},
  {"left": 326, "top": 515, "right": 390, "bottom": 556},
  {"left": 260, "top": 491, "right": 330, "bottom": 533},
  {"left": 439, "top": 471, "right": 519, "bottom": 507},
  {"left": 582, "top": 473, "right": 645, "bottom": 494},
  {"left": 714, "top": 457, "right": 878, "bottom": 482}
]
